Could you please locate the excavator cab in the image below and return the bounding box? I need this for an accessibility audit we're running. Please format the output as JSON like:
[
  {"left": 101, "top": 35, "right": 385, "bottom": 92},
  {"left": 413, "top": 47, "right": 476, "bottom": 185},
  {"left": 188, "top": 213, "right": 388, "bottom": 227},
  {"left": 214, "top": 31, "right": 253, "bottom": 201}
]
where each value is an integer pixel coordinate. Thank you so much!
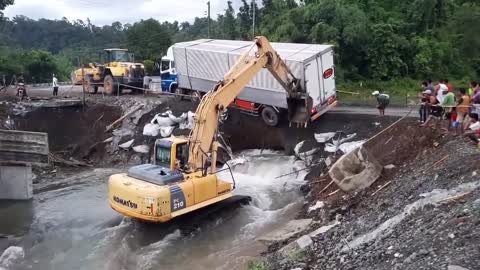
[{"left": 153, "top": 137, "right": 189, "bottom": 171}]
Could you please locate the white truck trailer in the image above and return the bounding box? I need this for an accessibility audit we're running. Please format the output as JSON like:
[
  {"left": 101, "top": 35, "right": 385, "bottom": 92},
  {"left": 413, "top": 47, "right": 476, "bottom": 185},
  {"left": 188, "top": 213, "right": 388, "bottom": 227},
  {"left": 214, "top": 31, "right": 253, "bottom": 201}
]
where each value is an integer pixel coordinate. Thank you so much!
[{"left": 161, "top": 39, "right": 337, "bottom": 126}]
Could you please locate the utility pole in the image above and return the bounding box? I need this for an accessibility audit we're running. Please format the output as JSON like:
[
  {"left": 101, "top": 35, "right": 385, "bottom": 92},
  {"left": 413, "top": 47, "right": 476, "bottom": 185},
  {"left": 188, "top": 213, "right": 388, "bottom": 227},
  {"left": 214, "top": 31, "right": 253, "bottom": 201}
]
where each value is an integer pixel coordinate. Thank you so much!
[
  {"left": 252, "top": 0, "right": 256, "bottom": 38},
  {"left": 207, "top": 1, "right": 211, "bottom": 38},
  {"left": 81, "top": 64, "right": 86, "bottom": 109}
]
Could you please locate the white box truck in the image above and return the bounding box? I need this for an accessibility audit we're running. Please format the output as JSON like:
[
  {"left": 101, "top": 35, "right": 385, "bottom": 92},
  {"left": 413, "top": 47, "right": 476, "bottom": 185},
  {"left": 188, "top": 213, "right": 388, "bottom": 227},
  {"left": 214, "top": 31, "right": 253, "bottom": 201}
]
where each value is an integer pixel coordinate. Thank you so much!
[{"left": 160, "top": 39, "right": 337, "bottom": 126}]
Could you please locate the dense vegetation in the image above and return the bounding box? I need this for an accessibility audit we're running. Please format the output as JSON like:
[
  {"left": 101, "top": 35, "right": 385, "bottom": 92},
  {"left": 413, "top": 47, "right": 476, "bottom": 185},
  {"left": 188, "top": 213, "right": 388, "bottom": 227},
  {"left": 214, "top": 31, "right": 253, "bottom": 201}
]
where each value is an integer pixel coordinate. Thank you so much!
[{"left": 1, "top": 0, "right": 479, "bottom": 85}]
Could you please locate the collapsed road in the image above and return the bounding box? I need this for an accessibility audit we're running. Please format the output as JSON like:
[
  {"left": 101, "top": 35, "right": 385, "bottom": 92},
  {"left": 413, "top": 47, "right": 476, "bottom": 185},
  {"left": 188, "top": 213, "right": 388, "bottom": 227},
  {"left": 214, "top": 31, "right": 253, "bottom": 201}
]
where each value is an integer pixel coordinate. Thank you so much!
[{"left": 1, "top": 89, "right": 478, "bottom": 270}]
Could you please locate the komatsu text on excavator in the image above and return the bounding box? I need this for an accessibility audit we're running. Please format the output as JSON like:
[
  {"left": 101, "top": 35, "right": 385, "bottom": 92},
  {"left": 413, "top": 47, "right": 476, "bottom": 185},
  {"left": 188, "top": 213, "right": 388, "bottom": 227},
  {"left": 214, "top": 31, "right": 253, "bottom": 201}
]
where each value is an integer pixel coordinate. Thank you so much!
[{"left": 108, "top": 37, "right": 312, "bottom": 222}]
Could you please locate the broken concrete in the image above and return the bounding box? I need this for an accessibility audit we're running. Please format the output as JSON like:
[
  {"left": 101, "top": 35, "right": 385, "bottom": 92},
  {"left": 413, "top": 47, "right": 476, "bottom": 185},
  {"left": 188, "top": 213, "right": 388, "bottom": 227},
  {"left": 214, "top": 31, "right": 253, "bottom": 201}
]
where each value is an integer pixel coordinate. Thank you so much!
[
  {"left": 133, "top": 145, "right": 150, "bottom": 154},
  {"left": 119, "top": 139, "right": 134, "bottom": 150},
  {"left": 448, "top": 265, "right": 470, "bottom": 270},
  {"left": 309, "top": 222, "right": 339, "bottom": 238},
  {"left": 257, "top": 219, "right": 313, "bottom": 244},
  {"left": 279, "top": 235, "right": 313, "bottom": 256},
  {"left": 0, "top": 129, "right": 49, "bottom": 166},
  {"left": 0, "top": 166, "right": 33, "bottom": 200},
  {"left": 328, "top": 146, "right": 383, "bottom": 192}
]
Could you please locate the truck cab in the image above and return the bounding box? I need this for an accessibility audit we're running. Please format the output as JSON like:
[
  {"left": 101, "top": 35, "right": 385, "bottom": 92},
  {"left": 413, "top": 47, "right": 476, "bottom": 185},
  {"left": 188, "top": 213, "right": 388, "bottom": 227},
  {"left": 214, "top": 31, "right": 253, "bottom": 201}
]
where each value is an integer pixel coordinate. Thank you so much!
[{"left": 160, "top": 46, "right": 178, "bottom": 93}]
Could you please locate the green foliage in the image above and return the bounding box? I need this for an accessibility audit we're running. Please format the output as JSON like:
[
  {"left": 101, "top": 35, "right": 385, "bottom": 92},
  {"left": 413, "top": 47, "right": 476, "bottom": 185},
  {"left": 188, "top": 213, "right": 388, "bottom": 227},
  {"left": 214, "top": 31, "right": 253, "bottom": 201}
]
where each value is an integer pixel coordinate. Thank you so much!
[
  {"left": 0, "top": 0, "right": 13, "bottom": 17},
  {"left": 1, "top": 0, "right": 480, "bottom": 84},
  {"left": 126, "top": 19, "right": 171, "bottom": 60},
  {"left": 247, "top": 261, "right": 269, "bottom": 270},
  {"left": 143, "top": 59, "right": 155, "bottom": 75},
  {"left": 287, "top": 250, "right": 306, "bottom": 262},
  {"left": 0, "top": 48, "right": 72, "bottom": 83}
]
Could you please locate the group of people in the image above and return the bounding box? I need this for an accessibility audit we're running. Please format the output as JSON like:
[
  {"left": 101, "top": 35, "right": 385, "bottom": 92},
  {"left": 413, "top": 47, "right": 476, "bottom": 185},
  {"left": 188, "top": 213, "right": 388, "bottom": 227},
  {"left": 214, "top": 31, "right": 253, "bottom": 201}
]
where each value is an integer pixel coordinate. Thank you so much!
[{"left": 419, "top": 79, "right": 480, "bottom": 146}]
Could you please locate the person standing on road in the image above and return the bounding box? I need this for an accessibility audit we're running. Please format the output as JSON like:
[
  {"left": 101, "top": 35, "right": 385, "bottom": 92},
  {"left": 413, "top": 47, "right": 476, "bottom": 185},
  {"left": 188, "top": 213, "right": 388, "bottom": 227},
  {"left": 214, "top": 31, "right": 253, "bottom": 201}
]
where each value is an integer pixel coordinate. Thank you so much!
[
  {"left": 372, "top": 90, "right": 390, "bottom": 116},
  {"left": 143, "top": 73, "right": 152, "bottom": 95},
  {"left": 52, "top": 74, "right": 59, "bottom": 96},
  {"left": 419, "top": 81, "right": 432, "bottom": 123}
]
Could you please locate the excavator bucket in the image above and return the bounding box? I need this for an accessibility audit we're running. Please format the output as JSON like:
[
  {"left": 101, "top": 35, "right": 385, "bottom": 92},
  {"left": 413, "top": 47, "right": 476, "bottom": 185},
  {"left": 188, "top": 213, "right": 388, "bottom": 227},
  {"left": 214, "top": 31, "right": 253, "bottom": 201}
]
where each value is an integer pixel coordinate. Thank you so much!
[{"left": 287, "top": 94, "right": 313, "bottom": 126}]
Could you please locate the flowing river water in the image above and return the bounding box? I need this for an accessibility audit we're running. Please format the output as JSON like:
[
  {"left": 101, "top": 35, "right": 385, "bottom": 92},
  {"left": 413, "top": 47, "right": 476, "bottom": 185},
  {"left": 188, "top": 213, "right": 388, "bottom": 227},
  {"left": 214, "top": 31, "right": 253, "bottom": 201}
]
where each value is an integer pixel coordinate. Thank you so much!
[{"left": 0, "top": 150, "right": 307, "bottom": 270}]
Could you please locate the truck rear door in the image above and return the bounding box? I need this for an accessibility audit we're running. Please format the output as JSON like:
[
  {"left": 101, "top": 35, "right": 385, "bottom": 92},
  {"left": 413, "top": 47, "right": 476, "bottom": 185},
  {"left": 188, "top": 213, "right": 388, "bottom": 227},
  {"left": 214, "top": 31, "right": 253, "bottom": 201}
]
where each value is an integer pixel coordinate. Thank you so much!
[
  {"left": 305, "top": 59, "right": 321, "bottom": 107},
  {"left": 320, "top": 50, "right": 335, "bottom": 99}
]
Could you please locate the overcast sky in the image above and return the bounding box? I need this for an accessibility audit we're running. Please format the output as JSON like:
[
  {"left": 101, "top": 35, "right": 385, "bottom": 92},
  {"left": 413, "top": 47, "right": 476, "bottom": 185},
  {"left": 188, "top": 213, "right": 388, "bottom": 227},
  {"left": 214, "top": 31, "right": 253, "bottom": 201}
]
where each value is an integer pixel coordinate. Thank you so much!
[{"left": 4, "top": 0, "right": 246, "bottom": 25}]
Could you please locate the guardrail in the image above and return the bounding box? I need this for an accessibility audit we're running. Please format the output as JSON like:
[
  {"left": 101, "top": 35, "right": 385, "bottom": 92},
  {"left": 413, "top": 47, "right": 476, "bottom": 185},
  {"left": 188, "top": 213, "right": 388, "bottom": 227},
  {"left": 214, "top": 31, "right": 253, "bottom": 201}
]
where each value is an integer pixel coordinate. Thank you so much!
[{"left": 0, "top": 129, "right": 49, "bottom": 166}]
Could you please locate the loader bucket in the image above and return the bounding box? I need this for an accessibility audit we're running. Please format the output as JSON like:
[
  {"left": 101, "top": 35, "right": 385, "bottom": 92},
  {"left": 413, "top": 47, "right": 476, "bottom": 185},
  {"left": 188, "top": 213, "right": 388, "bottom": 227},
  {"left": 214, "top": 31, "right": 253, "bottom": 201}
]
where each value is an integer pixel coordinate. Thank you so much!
[{"left": 287, "top": 94, "right": 312, "bottom": 126}]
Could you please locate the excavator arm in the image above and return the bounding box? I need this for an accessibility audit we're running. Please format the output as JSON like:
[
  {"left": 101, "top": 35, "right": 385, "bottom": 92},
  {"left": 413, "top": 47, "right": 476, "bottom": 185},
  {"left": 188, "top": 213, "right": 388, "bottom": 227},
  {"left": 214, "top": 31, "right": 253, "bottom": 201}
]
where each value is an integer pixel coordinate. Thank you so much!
[{"left": 187, "top": 36, "right": 312, "bottom": 174}]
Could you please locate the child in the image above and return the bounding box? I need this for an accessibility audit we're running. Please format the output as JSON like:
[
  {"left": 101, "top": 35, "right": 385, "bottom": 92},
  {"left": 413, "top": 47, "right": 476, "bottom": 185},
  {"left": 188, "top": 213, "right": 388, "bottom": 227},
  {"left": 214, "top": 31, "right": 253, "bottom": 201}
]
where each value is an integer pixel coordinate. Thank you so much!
[{"left": 450, "top": 108, "right": 459, "bottom": 135}]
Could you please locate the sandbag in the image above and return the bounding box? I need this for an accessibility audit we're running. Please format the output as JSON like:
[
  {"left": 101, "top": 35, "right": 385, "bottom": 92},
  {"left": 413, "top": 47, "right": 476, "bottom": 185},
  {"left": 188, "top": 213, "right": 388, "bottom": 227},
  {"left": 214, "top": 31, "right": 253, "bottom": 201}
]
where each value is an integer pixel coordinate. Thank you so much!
[
  {"left": 143, "top": 123, "right": 161, "bottom": 136},
  {"left": 160, "top": 126, "right": 175, "bottom": 137}
]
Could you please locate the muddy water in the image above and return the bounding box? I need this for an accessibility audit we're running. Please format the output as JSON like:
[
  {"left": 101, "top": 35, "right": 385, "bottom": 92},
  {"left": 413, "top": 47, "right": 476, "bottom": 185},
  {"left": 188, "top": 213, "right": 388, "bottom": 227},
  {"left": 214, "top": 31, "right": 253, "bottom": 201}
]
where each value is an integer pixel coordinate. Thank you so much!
[{"left": 0, "top": 151, "right": 306, "bottom": 270}]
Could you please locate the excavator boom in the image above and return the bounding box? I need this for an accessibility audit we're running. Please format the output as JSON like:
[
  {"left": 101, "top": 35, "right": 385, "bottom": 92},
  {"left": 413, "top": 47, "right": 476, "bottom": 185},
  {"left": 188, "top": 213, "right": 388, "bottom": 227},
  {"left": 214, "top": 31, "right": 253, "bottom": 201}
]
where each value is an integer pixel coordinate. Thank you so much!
[
  {"left": 188, "top": 36, "right": 312, "bottom": 173},
  {"left": 108, "top": 36, "right": 312, "bottom": 223}
]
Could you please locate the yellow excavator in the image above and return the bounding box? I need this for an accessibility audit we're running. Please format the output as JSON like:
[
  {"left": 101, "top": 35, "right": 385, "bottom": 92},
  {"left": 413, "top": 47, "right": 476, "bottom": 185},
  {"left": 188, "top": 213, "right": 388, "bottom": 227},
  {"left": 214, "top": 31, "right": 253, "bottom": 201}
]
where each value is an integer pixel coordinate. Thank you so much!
[{"left": 108, "top": 37, "right": 312, "bottom": 222}]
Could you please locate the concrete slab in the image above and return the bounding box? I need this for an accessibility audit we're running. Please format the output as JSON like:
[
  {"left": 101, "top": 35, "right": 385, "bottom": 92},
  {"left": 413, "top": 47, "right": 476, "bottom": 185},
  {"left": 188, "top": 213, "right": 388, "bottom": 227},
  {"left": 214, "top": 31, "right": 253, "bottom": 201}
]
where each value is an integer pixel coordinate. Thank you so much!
[
  {"left": 20, "top": 99, "right": 82, "bottom": 108},
  {"left": 0, "top": 166, "right": 33, "bottom": 200},
  {"left": 329, "top": 146, "right": 383, "bottom": 192},
  {"left": 0, "top": 129, "right": 49, "bottom": 166}
]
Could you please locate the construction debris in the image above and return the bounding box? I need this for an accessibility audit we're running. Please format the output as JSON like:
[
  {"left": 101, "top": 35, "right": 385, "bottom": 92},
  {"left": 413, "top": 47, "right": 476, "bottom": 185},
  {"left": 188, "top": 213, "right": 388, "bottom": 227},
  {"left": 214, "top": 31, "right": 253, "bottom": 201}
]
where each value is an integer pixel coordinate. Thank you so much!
[
  {"left": 105, "top": 104, "right": 144, "bottom": 132},
  {"left": 49, "top": 153, "right": 91, "bottom": 167},
  {"left": 119, "top": 139, "right": 134, "bottom": 150},
  {"left": 328, "top": 146, "right": 383, "bottom": 192}
]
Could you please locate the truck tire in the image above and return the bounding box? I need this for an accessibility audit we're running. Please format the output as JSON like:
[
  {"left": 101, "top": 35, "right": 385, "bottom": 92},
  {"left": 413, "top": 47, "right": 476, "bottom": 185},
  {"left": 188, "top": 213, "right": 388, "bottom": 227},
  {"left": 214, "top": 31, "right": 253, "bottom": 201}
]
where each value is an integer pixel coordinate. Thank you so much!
[
  {"left": 174, "top": 86, "right": 184, "bottom": 101},
  {"left": 261, "top": 106, "right": 279, "bottom": 127}
]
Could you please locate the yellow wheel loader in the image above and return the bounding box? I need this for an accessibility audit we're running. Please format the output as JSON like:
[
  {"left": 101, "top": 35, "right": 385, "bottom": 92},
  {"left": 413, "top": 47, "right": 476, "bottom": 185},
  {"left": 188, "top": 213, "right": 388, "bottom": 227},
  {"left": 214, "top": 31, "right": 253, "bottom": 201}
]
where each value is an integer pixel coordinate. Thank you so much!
[
  {"left": 72, "top": 49, "right": 145, "bottom": 95},
  {"left": 108, "top": 37, "right": 312, "bottom": 223}
]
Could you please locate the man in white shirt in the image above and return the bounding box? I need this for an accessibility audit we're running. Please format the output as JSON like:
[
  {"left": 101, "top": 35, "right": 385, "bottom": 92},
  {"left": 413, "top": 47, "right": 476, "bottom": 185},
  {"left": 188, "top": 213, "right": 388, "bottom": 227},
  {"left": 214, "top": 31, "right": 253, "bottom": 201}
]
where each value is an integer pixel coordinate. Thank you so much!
[
  {"left": 52, "top": 74, "right": 59, "bottom": 96},
  {"left": 435, "top": 79, "right": 448, "bottom": 104}
]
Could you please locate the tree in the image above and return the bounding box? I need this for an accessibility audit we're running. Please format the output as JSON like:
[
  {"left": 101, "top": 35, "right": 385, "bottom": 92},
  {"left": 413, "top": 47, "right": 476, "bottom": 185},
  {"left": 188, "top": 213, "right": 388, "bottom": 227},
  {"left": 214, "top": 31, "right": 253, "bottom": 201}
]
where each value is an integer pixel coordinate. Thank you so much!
[
  {"left": 0, "top": 0, "right": 13, "bottom": 17},
  {"left": 224, "top": 1, "right": 238, "bottom": 39},
  {"left": 238, "top": 0, "right": 251, "bottom": 39},
  {"left": 126, "top": 19, "right": 171, "bottom": 61}
]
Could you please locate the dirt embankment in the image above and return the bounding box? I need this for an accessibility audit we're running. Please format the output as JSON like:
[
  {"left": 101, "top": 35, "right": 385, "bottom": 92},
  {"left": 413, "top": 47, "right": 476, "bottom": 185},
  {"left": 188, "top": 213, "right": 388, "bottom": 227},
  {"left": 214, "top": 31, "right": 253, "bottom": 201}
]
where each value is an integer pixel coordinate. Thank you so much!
[
  {"left": 6, "top": 103, "right": 121, "bottom": 161},
  {"left": 261, "top": 120, "right": 480, "bottom": 270}
]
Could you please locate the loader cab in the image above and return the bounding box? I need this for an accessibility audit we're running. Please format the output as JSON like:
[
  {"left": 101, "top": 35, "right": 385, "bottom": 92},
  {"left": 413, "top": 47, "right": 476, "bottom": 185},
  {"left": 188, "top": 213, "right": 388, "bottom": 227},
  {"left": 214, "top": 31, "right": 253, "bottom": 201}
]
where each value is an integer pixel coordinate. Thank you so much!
[
  {"left": 154, "top": 137, "right": 189, "bottom": 171},
  {"left": 103, "top": 49, "right": 134, "bottom": 64}
]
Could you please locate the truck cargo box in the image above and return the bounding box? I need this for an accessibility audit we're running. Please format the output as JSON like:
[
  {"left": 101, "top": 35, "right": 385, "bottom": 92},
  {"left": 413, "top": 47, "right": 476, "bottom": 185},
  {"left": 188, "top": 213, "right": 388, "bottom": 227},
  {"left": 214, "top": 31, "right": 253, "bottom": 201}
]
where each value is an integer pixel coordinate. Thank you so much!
[{"left": 172, "top": 39, "right": 336, "bottom": 111}]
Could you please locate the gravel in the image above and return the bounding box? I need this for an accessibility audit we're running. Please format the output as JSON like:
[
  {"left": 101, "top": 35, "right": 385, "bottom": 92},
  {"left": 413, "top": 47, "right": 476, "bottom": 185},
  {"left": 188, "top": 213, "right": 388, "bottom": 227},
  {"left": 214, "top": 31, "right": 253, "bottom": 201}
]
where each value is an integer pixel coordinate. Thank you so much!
[{"left": 263, "top": 124, "right": 480, "bottom": 270}]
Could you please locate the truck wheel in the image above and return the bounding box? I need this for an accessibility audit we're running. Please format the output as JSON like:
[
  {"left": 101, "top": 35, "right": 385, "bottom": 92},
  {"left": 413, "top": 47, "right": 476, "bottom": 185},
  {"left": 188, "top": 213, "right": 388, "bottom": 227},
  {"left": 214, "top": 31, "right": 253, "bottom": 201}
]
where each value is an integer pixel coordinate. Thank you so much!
[
  {"left": 103, "top": 75, "right": 115, "bottom": 95},
  {"left": 261, "top": 106, "right": 279, "bottom": 127},
  {"left": 174, "top": 87, "right": 184, "bottom": 101},
  {"left": 84, "top": 75, "right": 97, "bottom": 94}
]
